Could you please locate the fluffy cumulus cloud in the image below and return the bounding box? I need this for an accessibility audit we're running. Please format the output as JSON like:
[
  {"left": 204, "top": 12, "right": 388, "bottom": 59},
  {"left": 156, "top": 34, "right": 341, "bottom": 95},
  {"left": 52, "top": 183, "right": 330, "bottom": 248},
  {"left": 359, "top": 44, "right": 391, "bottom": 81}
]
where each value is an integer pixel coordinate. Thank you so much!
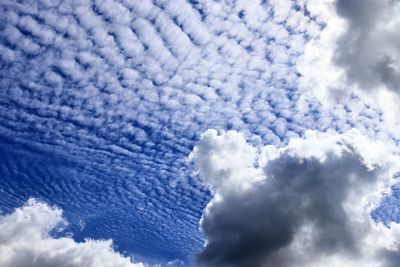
[
  {"left": 299, "top": 0, "right": 400, "bottom": 100},
  {"left": 297, "top": 0, "right": 400, "bottom": 144},
  {"left": 191, "top": 129, "right": 400, "bottom": 267},
  {"left": 334, "top": 0, "right": 400, "bottom": 93},
  {"left": 0, "top": 198, "right": 144, "bottom": 267}
]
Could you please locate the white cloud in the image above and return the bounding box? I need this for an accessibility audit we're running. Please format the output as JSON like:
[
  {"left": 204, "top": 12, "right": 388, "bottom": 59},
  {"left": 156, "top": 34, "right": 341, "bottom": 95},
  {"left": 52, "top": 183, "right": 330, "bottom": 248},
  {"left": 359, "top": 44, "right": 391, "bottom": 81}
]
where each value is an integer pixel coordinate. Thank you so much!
[
  {"left": 0, "top": 199, "right": 145, "bottom": 267},
  {"left": 333, "top": 0, "right": 400, "bottom": 94},
  {"left": 189, "top": 129, "right": 263, "bottom": 194},
  {"left": 191, "top": 129, "right": 400, "bottom": 267},
  {"left": 297, "top": 0, "right": 400, "bottom": 146}
]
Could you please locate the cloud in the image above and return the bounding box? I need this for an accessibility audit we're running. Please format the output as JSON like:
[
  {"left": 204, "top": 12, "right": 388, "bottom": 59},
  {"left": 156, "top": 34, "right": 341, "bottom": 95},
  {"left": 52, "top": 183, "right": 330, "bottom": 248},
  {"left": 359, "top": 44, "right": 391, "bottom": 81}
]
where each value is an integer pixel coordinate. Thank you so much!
[
  {"left": 298, "top": 0, "right": 400, "bottom": 99},
  {"left": 333, "top": 0, "right": 400, "bottom": 93},
  {"left": 297, "top": 0, "right": 400, "bottom": 144},
  {"left": 0, "top": 198, "right": 144, "bottom": 267},
  {"left": 191, "top": 129, "right": 400, "bottom": 267}
]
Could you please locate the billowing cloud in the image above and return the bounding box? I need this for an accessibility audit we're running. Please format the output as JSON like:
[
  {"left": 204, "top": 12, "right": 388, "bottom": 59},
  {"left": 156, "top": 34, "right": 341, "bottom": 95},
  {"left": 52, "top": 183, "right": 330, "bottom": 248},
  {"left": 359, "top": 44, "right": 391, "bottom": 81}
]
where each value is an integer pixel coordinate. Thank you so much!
[
  {"left": 191, "top": 129, "right": 400, "bottom": 267},
  {"left": 334, "top": 0, "right": 400, "bottom": 93},
  {"left": 299, "top": 0, "right": 400, "bottom": 100},
  {"left": 0, "top": 198, "right": 144, "bottom": 267}
]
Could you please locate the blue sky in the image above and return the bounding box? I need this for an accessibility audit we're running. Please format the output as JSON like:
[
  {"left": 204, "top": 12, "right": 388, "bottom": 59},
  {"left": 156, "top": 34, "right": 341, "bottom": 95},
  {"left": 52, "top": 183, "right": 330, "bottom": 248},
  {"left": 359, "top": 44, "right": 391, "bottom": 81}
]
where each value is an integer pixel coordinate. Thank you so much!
[{"left": 1, "top": 0, "right": 400, "bottom": 266}]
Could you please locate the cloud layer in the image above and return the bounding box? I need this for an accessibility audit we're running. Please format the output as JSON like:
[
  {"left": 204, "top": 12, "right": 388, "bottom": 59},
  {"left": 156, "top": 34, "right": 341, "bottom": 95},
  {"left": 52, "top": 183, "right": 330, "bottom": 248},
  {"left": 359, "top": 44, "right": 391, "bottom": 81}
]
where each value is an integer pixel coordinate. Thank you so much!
[
  {"left": 0, "top": 198, "right": 144, "bottom": 267},
  {"left": 191, "top": 129, "right": 400, "bottom": 267},
  {"left": 1, "top": 0, "right": 400, "bottom": 264}
]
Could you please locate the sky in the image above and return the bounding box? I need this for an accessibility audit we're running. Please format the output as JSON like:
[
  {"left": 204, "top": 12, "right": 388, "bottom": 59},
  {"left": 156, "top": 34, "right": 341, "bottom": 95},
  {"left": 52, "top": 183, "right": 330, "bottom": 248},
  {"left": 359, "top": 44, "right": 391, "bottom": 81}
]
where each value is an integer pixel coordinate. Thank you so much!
[{"left": 1, "top": 0, "right": 400, "bottom": 266}]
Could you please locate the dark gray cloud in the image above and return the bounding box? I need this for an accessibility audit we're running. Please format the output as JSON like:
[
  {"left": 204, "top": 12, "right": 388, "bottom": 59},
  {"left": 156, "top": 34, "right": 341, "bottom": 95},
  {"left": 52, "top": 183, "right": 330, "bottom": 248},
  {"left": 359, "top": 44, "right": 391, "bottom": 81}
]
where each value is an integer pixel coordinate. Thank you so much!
[
  {"left": 333, "top": 0, "right": 400, "bottom": 93},
  {"left": 191, "top": 129, "right": 400, "bottom": 267},
  {"left": 380, "top": 247, "right": 400, "bottom": 267},
  {"left": 198, "top": 153, "right": 375, "bottom": 267}
]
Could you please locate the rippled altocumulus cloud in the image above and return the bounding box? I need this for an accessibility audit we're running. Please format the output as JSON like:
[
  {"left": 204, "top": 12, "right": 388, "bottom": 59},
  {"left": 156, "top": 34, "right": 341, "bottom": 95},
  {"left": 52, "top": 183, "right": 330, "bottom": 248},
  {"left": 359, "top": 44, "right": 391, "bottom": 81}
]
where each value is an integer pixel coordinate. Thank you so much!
[{"left": 0, "top": 0, "right": 400, "bottom": 265}]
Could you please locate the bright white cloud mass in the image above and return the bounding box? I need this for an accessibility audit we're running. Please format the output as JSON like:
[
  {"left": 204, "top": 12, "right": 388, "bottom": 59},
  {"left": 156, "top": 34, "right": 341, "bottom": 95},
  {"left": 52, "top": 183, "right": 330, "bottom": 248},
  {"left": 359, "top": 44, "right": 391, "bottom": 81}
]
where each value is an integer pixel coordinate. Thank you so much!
[
  {"left": 191, "top": 129, "right": 400, "bottom": 267},
  {"left": 1, "top": 0, "right": 400, "bottom": 266},
  {"left": 0, "top": 199, "right": 145, "bottom": 267},
  {"left": 299, "top": 0, "right": 400, "bottom": 111}
]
